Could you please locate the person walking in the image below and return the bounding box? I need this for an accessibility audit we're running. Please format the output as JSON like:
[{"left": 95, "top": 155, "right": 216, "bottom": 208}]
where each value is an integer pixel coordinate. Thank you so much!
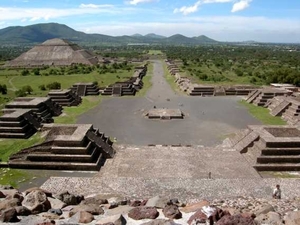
[{"left": 273, "top": 184, "right": 281, "bottom": 199}]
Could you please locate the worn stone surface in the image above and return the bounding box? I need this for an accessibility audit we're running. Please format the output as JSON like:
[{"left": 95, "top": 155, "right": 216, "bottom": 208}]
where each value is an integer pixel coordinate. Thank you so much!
[
  {"left": 146, "top": 196, "right": 169, "bottom": 208},
  {"left": 162, "top": 204, "right": 182, "bottom": 219},
  {"left": 216, "top": 214, "right": 258, "bottom": 225},
  {"left": 95, "top": 214, "right": 126, "bottom": 225},
  {"left": 141, "top": 219, "right": 175, "bottom": 225},
  {"left": 22, "top": 190, "right": 51, "bottom": 214},
  {"left": 81, "top": 196, "right": 108, "bottom": 205},
  {"left": 55, "top": 191, "right": 82, "bottom": 206},
  {"left": 69, "top": 204, "right": 104, "bottom": 216},
  {"left": 128, "top": 206, "right": 159, "bottom": 220},
  {"left": 284, "top": 211, "right": 300, "bottom": 225},
  {"left": 0, "top": 208, "right": 20, "bottom": 222},
  {"left": 255, "top": 211, "right": 283, "bottom": 225},
  {"left": 15, "top": 206, "right": 31, "bottom": 216},
  {"left": 181, "top": 201, "right": 210, "bottom": 213}
]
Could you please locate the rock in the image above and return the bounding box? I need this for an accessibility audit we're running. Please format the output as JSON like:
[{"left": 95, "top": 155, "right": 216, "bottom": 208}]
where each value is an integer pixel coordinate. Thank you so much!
[
  {"left": 39, "top": 212, "right": 60, "bottom": 220},
  {"left": 96, "top": 214, "right": 127, "bottom": 225},
  {"left": 69, "top": 204, "right": 104, "bottom": 216},
  {"left": 24, "top": 187, "right": 52, "bottom": 197},
  {"left": 55, "top": 191, "right": 83, "bottom": 206},
  {"left": 47, "top": 197, "right": 66, "bottom": 209},
  {"left": 48, "top": 208, "right": 63, "bottom": 215},
  {"left": 181, "top": 200, "right": 210, "bottom": 213},
  {"left": 254, "top": 204, "right": 274, "bottom": 216},
  {"left": 81, "top": 195, "right": 108, "bottom": 205},
  {"left": 0, "top": 184, "right": 14, "bottom": 190},
  {"left": 106, "top": 205, "right": 134, "bottom": 216},
  {"left": 130, "top": 200, "right": 142, "bottom": 207},
  {"left": 71, "top": 211, "right": 94, "bottom": 224},
  {"left": 22, "top": 190, "right": 51, "bottom": 214},
  {"left": 187, "top": 209, "right": 207, "bottom": 224},
  {"left": 162, "top": 204, "right": 182, "bottom": 219},
  {"left": 108, "top": 197, "right": 128, "bottom": 206},
  {"left": 35, "top": 222, "right": 55, "bottom": 225},
  {"left": 15, "top": 206, "right": 31, "bottom": 216},
  {"left": 0, "top": 198, "right": 20, "bottom": 211},
  {"left": 141, "top": 219, "right": 175, "bottom": 225},
  {"left": 284, "top": 211, "right": 300, "bottom": 225},
  {"left": 6, "top": 191, "right": 24, "bottom": 202},
  {"left": 128, "top": 206, "right": 159, "bottom": 220},
  {"left": 0, "top": 191, "right": 5, "bottom": 198},
  {"left": 216, "top": 214, "right": 259, "bottom": 225},
  {"left": 255, "top": 211, "right": 283, "bottom": 225},
  {"left": 0, "top": 208, "right": 20, "bottom": 222},
  {"left": 1, "top": 189, "right": 19, "bottom": 199},
  {"left": 146, "top": 196, "right": 169, "bottom": 208}
]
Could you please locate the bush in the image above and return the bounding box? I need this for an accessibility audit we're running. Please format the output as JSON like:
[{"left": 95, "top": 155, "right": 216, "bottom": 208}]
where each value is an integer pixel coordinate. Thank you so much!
[
  {"left": 46, "top": 82, "right": 61, "bottom": 90},
  {"left": 39, "top": 84, "right": 46, "bottom": 91},
  {"left": 22, "top": 85, "right": 33, "bottom": 94},
  {"left": 15, "top": 89, "right": 27, "bottom": 97},
  {"left": 0, "top": 84, "right": 7, "bottom": 94},
  {"left": 92, "top": 81, "right": 98, "bottom": 86},
  {"left": 21, "top": 69, "right": 30, "bottom": 76}
]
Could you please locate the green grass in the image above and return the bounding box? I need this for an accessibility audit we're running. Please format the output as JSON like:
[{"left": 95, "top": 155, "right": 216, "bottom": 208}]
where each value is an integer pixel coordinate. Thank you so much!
[
  {"left": 148, "top": 50, "right": 163, "bottom": 55},
  {"left": 54, "top": 96, "right": 102, "bottom": 124},
  {"left": 0, "top": 133, "right": 44, "bottom": 162},
  {"left": 135, "top": 62, "right": 153, "bottom": 97},
  {"left": 239, "top": 100, "right": 287, "bottom": 125},
  {"left": 0, "top": 168, "right": 30, "bottom": 187}
]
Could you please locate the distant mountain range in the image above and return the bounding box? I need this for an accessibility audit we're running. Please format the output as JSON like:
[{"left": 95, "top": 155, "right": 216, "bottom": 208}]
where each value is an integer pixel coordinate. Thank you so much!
[{"left": 0, "top": 23, "right": 218, "bottom": 46}]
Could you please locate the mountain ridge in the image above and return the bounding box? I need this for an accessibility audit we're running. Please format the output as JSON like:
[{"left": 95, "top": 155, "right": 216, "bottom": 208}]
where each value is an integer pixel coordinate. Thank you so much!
[{"left": 0, "top": 22, "right": 218, "bottom": 45}]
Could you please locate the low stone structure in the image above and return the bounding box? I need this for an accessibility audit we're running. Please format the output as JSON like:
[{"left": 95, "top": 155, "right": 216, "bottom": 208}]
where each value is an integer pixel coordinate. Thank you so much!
[
  {"left": 100, "top": 65, "right": 147, "bottom": 96},
  {"left": 8, "top": 124, "right": 114, "bottom": 171},
  {"left": 48, "top": 89, "right": 82, "bottom": 107},
  {"left": 70, "top": 83, "right": 100, "bottom": 96},
  {"left": 226, "top": 125, "right": 300, "bottom": 171},
  {"left": 0, "top": 109, "right": 42, "bottom": 139},
  {"left": 2, "top": 97, "right": 62, "bottom": 123},
  {"left": 146, "top": 108, "right": 184, "bottom": 119},
  {"left": 246, "top": 88, "right": 290, "bottom": 107}
]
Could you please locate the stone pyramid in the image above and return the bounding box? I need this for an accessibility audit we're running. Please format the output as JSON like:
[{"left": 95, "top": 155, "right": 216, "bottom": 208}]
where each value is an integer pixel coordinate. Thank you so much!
[{"left": 5, "top": 38, "right": 98, "bottom": 67}]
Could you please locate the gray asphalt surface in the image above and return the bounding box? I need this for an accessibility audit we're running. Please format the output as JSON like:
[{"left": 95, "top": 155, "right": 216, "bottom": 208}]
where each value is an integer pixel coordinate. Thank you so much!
[{"left": 78, "top": 60, "right": 261, "bottom": 146}]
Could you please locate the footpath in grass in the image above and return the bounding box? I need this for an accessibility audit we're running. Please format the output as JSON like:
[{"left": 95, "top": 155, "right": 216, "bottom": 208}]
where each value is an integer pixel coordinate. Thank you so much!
[{"left": 239, "top": 100, "right": 287, "bottom": 125}]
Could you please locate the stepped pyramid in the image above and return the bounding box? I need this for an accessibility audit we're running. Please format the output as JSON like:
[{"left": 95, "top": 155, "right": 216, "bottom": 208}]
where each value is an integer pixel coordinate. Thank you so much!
[{"left": 5, "top": 38, "right": 98, "bottom": 67}]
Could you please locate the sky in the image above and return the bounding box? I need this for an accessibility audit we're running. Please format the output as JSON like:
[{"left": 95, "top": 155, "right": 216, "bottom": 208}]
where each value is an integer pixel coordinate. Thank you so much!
[{"left": 0, "top": 0, "right": 300, "bottom": 43}]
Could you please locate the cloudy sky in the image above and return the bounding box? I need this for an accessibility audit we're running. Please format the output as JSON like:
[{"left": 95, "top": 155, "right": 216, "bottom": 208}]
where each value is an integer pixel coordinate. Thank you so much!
[{"left": 0, "top": 0, "right": 300, "bottom": 43}]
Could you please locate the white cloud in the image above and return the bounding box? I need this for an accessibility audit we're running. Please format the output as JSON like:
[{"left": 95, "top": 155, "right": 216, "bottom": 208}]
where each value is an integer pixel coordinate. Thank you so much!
[
  {"left": 231, "top": 0, "right": 252, "bottom": 12},
  {"left": 79, "top": 4, "right": 114, "bottom": 9},
  {"left": 128, "top": 0, "right": 157, "bottom": 5},
  {"left": 174, "top": 0, "right": 252, "bottom": 15}
]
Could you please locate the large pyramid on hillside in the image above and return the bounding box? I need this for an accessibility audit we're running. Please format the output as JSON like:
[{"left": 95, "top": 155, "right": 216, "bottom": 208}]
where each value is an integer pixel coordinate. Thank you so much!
[{"left": 5, "top": 38, "right": 99, "bottom": 67}]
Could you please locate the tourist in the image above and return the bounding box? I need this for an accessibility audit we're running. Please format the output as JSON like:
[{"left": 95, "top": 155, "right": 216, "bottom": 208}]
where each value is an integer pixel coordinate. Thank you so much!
[{"left": 273, "top": 184, "right": 281, "bottom": 199}]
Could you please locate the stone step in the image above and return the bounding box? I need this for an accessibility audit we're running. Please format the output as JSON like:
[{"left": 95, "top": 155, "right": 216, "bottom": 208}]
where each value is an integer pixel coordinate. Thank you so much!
[
  {"left": 0, "top": 129, "right": 35, "bottom": 139},
  {"left": 262, "top": 148, "right": 300, "bottom": 155},
  {"left": 254, "top": 164, "right": 300, "bottom": 171},
  {"left": 265, "top": 141, "right": 300, "bottom": 148},
  {"left": 51, "top": 145, "right": 91, "bottom": 155},
  {"left": 0, "top": 124, "right": 30, "bottom": 133},
  {"left": 246, "top": 90, "right": 260, "bottom": 103},
  {"left": 257, "top": 155, "right": 300, "bottom": 163},
  {"left": 0, "top": 120, "right": 27, "bottom": 127}
]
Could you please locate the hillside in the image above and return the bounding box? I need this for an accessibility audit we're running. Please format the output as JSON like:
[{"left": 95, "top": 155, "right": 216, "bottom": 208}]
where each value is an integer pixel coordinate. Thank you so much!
[{"left": 0, "top": 23, "right": 218, "bottom": 46}]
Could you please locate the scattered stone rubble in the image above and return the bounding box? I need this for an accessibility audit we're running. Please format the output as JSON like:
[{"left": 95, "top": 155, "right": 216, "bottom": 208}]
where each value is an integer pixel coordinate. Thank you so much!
[{"left": 1, "top": 184, "right": 300, "bottom": 224}]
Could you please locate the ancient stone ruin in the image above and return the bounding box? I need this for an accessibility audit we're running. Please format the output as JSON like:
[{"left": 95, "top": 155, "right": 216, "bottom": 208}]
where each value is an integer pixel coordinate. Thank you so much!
[
  {"left": 146, "top": 108, "right": 184, "bottom": 119},
  {"left": 226, "top": 125, "right": 300, "bottom": 172},
  {"left": 2, "top": 97, "right": 62, "bottom": 123},
  {"left": 100, "top": 65, "right": 147, "bottom": 96},
  {"left": 70, "top": 83, "right": 100, "bottom": 97},
  {"left": 48, "top": 89, "right": 82, "bottom": 107},
  {"left": 8, "top": 124, "right": 115, "bottom": 171},
  {"left": 0, "top": 109, "right": 42, "bottom": 139},
  {"left": 4, "top": 38, "right": 98, "bottom": 68}
]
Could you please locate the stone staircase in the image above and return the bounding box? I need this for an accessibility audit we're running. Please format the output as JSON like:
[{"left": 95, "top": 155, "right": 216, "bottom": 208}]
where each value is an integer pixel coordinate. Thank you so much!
[
  {"left": 246, "top": 89, "right": 289, "bottom": 107},
  {"left": 48, "top": 89, "right": 82, "bottom": 107},
  {"left": 282, "top": 98, "right": 300, "bottom": 125},
  {"left": 0, "top": 110, "right": 42, "bottom": 139},
  {"left": 188, "top": 86, "right": 215, "bottom": 96},
  {"left": 71, "top": 83, "right": 100, "bottom": 96},
  {"left": 267, "top": 97, "right": 289, "bottom": 116},
  {"left": 246, "top": 90, "right": 261, "bottom": 103},
  {"left": 112, "top": 86, "right": 122, "bottom": 96},
  {"left": 8, "top": 124, "right": 114, "bottom": 171}
]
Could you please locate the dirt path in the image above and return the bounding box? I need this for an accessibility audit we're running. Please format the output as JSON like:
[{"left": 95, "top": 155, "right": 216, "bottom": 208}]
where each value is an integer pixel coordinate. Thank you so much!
[{"left": 8, "top": 76, "right": 18, "bottom": 91}]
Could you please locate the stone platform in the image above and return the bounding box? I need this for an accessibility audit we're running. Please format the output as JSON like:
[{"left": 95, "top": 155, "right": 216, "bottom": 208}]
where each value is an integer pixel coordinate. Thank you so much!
[
  {"left": 70, "top": 83, "right": 100, "bottom": 96},
  {"left": 8, "top": 124, "right": 115, "bottom": 171},
  {"left": 48, "top": 89, "right": 82, "bottom": 107},
  {"left": 146, "top": 108, "right": 184, "bottom": 119}
]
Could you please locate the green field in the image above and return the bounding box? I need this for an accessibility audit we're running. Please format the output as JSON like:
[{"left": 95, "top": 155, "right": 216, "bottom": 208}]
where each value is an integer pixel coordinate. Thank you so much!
[
  {"left": 148, "top": 50, "right": 163, "bottom": 55},
  {"left": 240, "top": 100, "right": 287, "bottom": 125}
]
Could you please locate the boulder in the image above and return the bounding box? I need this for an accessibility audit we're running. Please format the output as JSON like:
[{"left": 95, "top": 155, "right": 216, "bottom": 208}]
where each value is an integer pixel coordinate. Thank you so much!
[
  {"left": 105, "top": 205, "right": 134, "bottom": 216},
  {"left": 5, "top": 191, "right": 24, "bottom": 202},
  {"left": 0, "top": 191, "right": 5, "bottom": 198},
  {"left": 254, "top": 204, "right": 274, "bottom": 216},
  {"left": 128, "top": 206, "right": 159, "bottom": 220},
  {"left": 35, "top": 222, "right": 55, "bottom": 225},
  {"left": 162, "top": 204, "right": 182, "bottom": 219},
  {"left": 0, "top": 184, "right": 14, "bottom": 190},
  {"left": 24, "top": 187, "right": 52, "bottom": 197},
  {"left": 216, "top": 214, "right": 259, "bottom": 225},
  {"left": 15, "top": 206, "right": 31, "bottom": 216},
  {"left": 188, "top": 207, "right": 229, "bottom": 225},
  {"left": 55, "top": 191, "right": 83, "bottom": 206},
  {"left": 0, "top": 198, "right": 20, "bottom": 211},
  {"left": 0, "top": 208, "right": 20, "bottom": 222},
  {"left": 48, "top": 208, "right": 63, "bottom": 216},
  {"left": 39, "top": 212, "right": 60, "bottom": 220},
  {"left": 284, "top": 211, "right": 300, "bottom": 225},
  {"left": 47, "top": 197, "right": 66, "bottom": 209},
  {"left": 96, "top": 214, "right": 127, "bottom": 225},
  {"left": 146, "top": 196, "right": 169, "bottom": 208},
  {"left": 181, "top": 200, "right": 210, "bottom": 213},
  {"left": 255, "top": 211, "right": 283, "bottom": 225},
  {"left": 187, "top": 209, "right": 207, "bottom": 224},
  {"left": 71, "top": 211, "right": 94, "bottom": 224},
  {"left": 129, "top": 200, "right": 142, "bottom": 207},
  {"left": 81, "top": 195, "right": 108, "bottom": 205},
  {"left": 69, "top": 204, "right": 104, "bottom": 216},
  {"left": 22, "top": 190, "right": 51, "bottom": 214},
  {"left": 107, "top": 197, "right": 128, "bottom": 206}
]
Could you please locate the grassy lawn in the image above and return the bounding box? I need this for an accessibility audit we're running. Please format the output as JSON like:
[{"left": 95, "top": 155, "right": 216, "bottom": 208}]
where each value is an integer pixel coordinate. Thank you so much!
[
  {"left": 239, "top": 100, "right": 287, "bottom": 125},
  {"left": 148, "top": 50, "right": 163, "bottom": 55},
  {"left": 135, "top": 62, "right": 153, "bottom": 97},
  {"left": 0, "top": 168, "right": 30, "bottom": 187},
  {"left": 54, "top": 96, "right": 102, "bottom": 124}
]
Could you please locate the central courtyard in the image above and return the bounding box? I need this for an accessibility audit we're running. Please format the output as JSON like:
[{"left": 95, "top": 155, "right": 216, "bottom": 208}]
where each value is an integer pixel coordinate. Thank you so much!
[{"left": 78, "top": 60, "right": 260, "bottom": 146}]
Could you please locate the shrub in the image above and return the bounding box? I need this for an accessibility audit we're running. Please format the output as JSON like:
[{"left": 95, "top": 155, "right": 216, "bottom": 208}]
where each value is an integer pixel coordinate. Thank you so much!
[
  {"left": 39, "top": 84, "right": 46, "bottom": 91},
  {"left": 46, "top": 82, "right": 61, "bottom": 90},
  {"left": 22, "top": 85, "right": 33, "bottom": 94},
  {"left": 21, "top": 69, "right": 30, "bottom": 76},
  {"left": 0, "top": 84, "right": 7, "bottom": 95},
  {"left": 15, "top": 89, "right": 27, "bottom": 97}
]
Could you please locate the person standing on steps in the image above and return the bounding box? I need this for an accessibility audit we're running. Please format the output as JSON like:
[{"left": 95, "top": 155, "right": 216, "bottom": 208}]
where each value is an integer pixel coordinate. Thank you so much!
[{"left": 273, "top": 184, "right": 281, "bottom": 199}]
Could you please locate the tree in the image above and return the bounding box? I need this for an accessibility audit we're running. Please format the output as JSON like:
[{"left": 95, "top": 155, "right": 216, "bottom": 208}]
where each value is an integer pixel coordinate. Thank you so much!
[
  {"left": 22, "top": 85, "right": 33, "bottom": 94},
  {"left": 21, "top": 69, "right": 30, "bottom": 76},
  {"left": 15, "top": 89, "right": 27, "bottom": 97},
  {"left": 46, "top": 82, "right": 61, "bottom": 90},
  {"left": 0, "top": 84, "right": 7, "bottom": 94}
]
